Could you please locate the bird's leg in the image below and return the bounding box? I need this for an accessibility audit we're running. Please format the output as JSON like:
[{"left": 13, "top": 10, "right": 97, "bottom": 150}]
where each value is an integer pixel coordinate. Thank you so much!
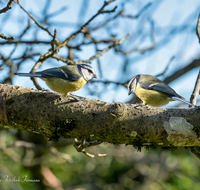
[
  {"left": 132, "top": 104, "right": 144, "bottom": 108},
  {"left": 128, "top": 103, "right": 145, "bottom": 108},
  {"left": 68, "top": 94, "right": 85, "bottom": 101}
]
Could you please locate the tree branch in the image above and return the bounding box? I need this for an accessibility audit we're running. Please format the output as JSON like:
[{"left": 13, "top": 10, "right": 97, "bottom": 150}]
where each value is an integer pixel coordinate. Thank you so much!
[
  {"left": 17, "top": 0, "right": 54, "bottom": 37},
  {"left": 0, "top": 84, "right": 199, "bottom": 148},
  {"left": 196, "top": 13, "right": 200, "bottom": 43},
  {"left": 0, "top": 33, "right": 14, "bottom": 40},
  {"left": 163, "top": 59, "right": 200, "bottom": 84},
  {"left": 190, "top": 70, "right": 200, "bottom": 106},
  {"left": 0, "top": 0, "right": 15, "bottom": 14}
]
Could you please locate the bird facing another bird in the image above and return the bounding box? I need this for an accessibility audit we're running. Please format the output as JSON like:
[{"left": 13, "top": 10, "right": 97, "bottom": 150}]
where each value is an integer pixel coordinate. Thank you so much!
[
  {"left": 15, "top": 64, "right": 97, "bottom": 96},
  {"left": 15, "top": 66, "right": 197, "bottom": 107},
  {"left": 128, "top": 74, "right": 197, "bottom": 107}
]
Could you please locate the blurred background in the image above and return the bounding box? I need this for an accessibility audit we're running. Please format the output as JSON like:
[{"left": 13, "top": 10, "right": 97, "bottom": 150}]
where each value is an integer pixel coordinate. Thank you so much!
[{"left": 0, "top": 0, "right": 200, "bottom": 189}]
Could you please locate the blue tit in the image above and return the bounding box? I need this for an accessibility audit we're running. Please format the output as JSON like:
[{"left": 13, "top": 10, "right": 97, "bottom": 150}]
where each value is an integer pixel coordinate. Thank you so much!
[
  {"left": 15, "top": 64, "right": 97, "bottom": 95},
  {"left": 128, "top": 74, "right": 197, "bottom": 107}
]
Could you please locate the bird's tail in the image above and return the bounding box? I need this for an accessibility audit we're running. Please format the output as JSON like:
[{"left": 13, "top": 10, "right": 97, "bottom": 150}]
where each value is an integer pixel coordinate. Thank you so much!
[
  {"left": 14, "top": 73, "right": 42, "bottom": 77},
  {"left": 171, "top": 96, "right": 197, "bottom": 107}
]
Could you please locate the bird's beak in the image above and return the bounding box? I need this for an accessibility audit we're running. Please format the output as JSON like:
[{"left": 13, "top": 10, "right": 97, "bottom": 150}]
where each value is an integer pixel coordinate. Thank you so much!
[{"left": 93, "top": 74, "right": 97, "bottom": 78}]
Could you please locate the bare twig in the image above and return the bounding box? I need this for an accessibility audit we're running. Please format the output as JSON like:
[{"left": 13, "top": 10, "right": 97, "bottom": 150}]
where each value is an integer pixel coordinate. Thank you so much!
[
  {"left": 89, "top": 79, "right": 127, "bottom": 88},
  {"left": 190, "top": 70, "right": 200, "bottom": 106},
  {"left": 30, "top": 61, "right": 44, "bottom": 90},
  {"left": 95, "top": 43, "right": 103, "bottom": 78},
  {"left": 119, "top": 2, "right": 152, "bottom": 19},
  {"left": 62, "top": 0, "right": 117, "bottom": 46},
  {"left": 163, "top": 59, "right": 200, "bottom": 84},
  {"left": 190, "top": 147, "right": 200, "bottom": 159},
  {"left": 0, "top": 0, "right": 15, "bottom": 14},
  {"left": 0, "top": 40, "right": 51, "bottom": 45},
  {"left": 117, "top": 20, "right": 156, "bottom": 55},
  {"left": 75, "top": 34, "right": 130, "bottom": 64},
  {"left": 0, "top": 38, "right": 115, "bottom": 47},
  {"left": 17, "top": 0, "right": 54, "bottom": 37},
  {"left": 47, "top": 6, "right": 68, "bottom": 18},
  {"left": 156, "top": 56, "right": 175, "bottom": 77},
  {"left": 90, "top": 10, "right": 122, "bottom": 31},
  {"left": 78, "top": 0, "right": 90, "bottom": 24},
  {"left": 51, "top": 29, "right": 57, "bottom": 52},
  {"left": 196, "top": 14, "right": 200, "bottom": 43},
  {"left": 52, "top": 55, "right": 76, "bottom": 65},
  {"left": 0, "top": 33, "right": 14, "bottom": 40}
]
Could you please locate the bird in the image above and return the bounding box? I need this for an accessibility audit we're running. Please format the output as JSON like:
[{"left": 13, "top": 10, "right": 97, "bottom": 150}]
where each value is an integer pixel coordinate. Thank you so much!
[
  {"left": 127, "top": 74, "right": 197, "bottom": 107},
  {"left": 15, "top": 64, "right": 97, "bottom": 97}
]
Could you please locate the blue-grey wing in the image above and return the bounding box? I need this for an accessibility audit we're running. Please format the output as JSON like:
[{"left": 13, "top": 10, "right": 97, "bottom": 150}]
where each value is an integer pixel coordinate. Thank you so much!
[
  {"left": 139, "top": 81, "right": 183, "bottom": 99},
  {"left": 37, "top": 67, "right": 81, "bottom": 82}
]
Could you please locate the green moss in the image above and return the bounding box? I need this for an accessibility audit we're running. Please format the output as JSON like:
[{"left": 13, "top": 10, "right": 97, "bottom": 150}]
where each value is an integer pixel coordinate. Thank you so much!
[
  {"left": 5, "top": 98, "right": 15, "bottom": 105},
  {"left": 193, "top": 126, "right": 200, "bottom": 137},
  {"left": 48, "top": 118, "right": 77, "bottom": 141}
]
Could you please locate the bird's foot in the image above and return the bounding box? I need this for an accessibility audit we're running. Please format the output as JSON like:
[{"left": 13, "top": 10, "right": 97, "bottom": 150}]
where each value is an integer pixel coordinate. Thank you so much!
[
  {"left": 69, "top": 94, "right": 85, "bottom": 101},
  {"left": 128, "top": 103, "right": 144, "bottom": 108}
]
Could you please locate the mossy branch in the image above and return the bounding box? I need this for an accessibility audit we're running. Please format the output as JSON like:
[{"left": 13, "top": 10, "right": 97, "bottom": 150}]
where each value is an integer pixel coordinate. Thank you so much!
[{"left": 0, "top": 84, "right": 200, "bottom": 148}]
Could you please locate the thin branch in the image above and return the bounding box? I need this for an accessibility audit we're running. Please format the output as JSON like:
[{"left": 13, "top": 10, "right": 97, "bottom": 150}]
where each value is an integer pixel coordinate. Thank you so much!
[
  {"left": 78, "top": 0, "right": 90, "bottom": 24},
  {"left": 95, "top": 43, "right": 103, "bottom": 78},
  {"left": 0, "top": 0, "right": 15, "bottom": 14},
  {"left": 190, "top": 70, "right": 200, "bottom": 106},
  {"left": 51, "top": 29, "right": 57, "bottom": 52},
  {"left": 0, "top": 38, "right": 114, "bottom": 47},
  {"left": 52, "top": 35, "right": 130, "bottom": 65},
  {"left": 89, "top": 80, "right": 127, "bottom": 88},
  {"left": 75, "top": 34, "right": 130, "bottom": 64},
  {"left": 156, "top": 56, "right": 175, "bottom": 77},
  {"left": 47, "top": 6, "right": 68, "bottom": 18},
  {"left": 117, "top": 20, "right": 156, "bottom": 55},
  {"left": 90, "top": 10, "right": 122, "bottom": 31},
  {"left": 0, "top": 33, "right": 14, "bottom": 40},
  {"left": 163, "top": 59, "right": 200, "bottom": 84},
  {"left": 196, "top": 14, "right": 200, "bottom": 43},
  {"left": 17, "top": 0, "right": 54, "bottom": 37},
  {"left": 62, "top": 0, "right": 117, "bottom": 45},
  {"left": 52, "top": 55, "right": 76, "bottom": 65},
  {"left": 0, "top": 40, "right": 51, "bottom": 45},
  {"left": 119, "top": 2, "right": 152, "bottom": 19}
]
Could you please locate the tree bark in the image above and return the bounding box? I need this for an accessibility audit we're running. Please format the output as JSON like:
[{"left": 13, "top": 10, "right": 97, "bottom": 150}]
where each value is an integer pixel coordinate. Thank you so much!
[{"left": 0, "top": 84, "right": 199, "bottom": 147}]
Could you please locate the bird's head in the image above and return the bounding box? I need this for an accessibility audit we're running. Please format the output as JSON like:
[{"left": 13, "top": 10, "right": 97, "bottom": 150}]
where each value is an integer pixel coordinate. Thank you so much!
[{"left": 77, "top": 64, "right": 97, "bottom": 81}]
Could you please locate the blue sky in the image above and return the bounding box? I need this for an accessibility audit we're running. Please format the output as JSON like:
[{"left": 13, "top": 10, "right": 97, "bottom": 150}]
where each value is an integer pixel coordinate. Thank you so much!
[{"left": 0, "top": 0, "right": 200, "bottom": 107}]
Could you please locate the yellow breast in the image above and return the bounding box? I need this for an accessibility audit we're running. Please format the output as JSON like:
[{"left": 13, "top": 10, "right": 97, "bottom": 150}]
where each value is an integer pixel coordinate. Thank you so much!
[
  {"left": 42, "top": 77, "right": 87, "bottom": 95},
  {"left": 135, "top": 83, "right": 174, "bottom": 106}
]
